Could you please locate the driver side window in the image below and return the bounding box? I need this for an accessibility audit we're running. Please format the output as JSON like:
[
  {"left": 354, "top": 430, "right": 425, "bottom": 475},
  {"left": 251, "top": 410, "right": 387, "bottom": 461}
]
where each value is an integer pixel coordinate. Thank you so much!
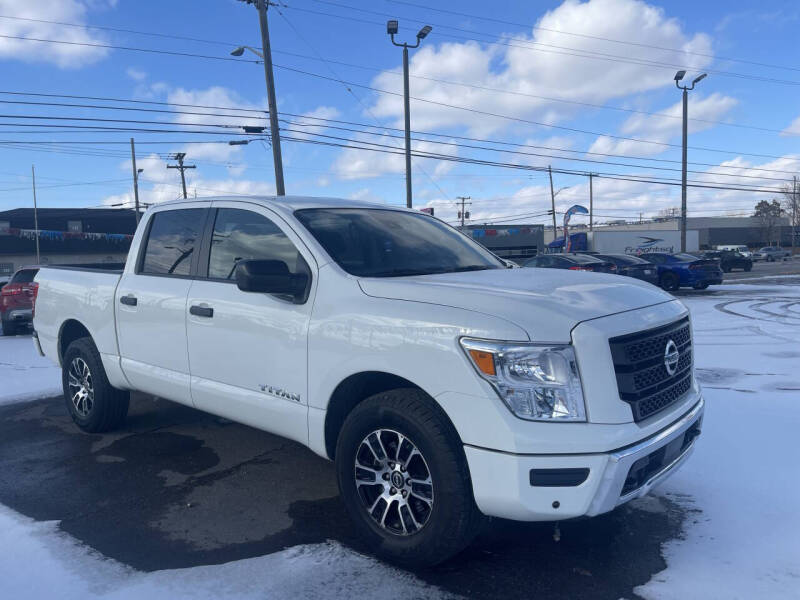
[{"left": 207, "top": 208, "right": 309, "bottom": 281}]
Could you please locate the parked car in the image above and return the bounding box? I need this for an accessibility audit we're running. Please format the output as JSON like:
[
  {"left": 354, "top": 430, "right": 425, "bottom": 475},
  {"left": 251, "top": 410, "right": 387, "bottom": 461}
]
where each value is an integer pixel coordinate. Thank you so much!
[
  {"left": 523, "top": 253, "right": 616, "bottom": 273},
  {"left": 753, "top": 246, "right": 791, "bottom": 262},
  {"left": 33, "top": 197, "right": 704, "bottom": 567},
  {"left": 1, "top": 266, "right": 39, "bottom": 336},
  {"left": 640, "top": 253, "right": 723, "bottom": 291},
  {"left": 702, "top": 250, "right": 752, "bottom": 273},
  {"left": 716, "top": 245, "right": 752, "bottom": 259},
  {"left": 590, "top": 253, "right": 659, "bottom": 285}
]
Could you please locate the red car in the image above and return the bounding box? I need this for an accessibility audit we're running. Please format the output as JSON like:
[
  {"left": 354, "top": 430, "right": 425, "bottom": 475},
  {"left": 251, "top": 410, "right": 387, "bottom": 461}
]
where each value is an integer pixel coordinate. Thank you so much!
[{"left": 1, "top": 267, "right": 39, "bottom": 336}]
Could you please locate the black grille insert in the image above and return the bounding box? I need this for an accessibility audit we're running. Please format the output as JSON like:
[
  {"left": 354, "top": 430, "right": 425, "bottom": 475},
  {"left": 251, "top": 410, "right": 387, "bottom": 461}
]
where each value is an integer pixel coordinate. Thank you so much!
[{"left": 609, "top": 317, "right": 693, "bottom": 422}]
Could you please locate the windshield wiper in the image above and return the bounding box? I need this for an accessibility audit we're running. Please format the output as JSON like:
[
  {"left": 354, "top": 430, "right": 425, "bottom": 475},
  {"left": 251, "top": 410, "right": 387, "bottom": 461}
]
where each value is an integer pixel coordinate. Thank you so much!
[{"left": 449, "top": 265, "right": 496, "bottom": 273}]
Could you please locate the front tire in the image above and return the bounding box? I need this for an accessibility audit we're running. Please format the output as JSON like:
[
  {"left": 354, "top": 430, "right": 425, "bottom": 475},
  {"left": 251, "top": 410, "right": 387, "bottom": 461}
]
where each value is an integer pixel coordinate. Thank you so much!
[
  {"left": 335, "top": 389, "right": 481, "bottom": 567},
  {"left": 660, "top": 272, "right": 680, "bottom": 291},
  {"left": 62, "top": 337, "right": 129, "bottom": 433}
]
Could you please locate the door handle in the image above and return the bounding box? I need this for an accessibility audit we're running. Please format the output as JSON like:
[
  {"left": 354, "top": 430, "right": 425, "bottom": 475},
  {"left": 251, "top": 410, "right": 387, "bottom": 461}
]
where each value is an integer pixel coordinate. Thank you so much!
[
  {"left": 190, "top": 305, "right": 214, "bottom": 318},
  {"left": 120, "top": 295, "right": 137, "bottom": 307}
]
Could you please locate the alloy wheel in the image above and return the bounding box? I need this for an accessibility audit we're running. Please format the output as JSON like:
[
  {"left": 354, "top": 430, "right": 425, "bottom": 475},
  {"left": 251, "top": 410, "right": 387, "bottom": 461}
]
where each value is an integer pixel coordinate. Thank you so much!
[
  {"left": 354, "top": 429, "right": 434, "bottom": 536},
  {"left": 67, "top": 357, "right": 94, "bottom": 418}
]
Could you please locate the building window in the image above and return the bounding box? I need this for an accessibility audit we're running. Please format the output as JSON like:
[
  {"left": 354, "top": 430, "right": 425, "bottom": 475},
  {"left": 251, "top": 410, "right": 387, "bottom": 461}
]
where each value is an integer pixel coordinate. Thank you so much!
[
  {"left": 0, "top": 262, "right": 13, "bottom": 276},
  {"left": 67, "top": 220, "right": 82, "bottom": 232}
]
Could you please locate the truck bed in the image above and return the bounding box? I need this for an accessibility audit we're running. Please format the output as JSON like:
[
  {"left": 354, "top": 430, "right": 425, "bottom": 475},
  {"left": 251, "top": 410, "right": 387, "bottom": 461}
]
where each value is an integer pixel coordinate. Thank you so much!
[{"left": 33, "top": 266, "right": 123, "bottom": 368}]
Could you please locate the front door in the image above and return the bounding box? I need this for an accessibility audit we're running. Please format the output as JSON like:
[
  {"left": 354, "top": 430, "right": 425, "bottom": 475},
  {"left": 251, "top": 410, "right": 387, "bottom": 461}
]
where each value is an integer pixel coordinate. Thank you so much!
[{"left": 186, "top": 203, "right": 316, "bottom": 444}]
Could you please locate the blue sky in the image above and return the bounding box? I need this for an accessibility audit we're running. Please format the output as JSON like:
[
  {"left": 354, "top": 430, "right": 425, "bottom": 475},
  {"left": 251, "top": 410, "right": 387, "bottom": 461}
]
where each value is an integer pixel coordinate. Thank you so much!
[{"left": 0, "top": 0, "right": 798, "bottom": 227}]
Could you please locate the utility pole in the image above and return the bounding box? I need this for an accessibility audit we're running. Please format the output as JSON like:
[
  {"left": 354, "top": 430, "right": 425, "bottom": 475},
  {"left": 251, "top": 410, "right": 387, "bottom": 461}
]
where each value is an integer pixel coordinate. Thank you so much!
[
  {"left": 675, "top": 70, "right": 707, "bottom": 253},
  {"left": 588, "top": 173, "right": 594, "bottom": 231},
  {"left": 31, "top": 165, "right": 40, "bottom": 264},
  {"left": 256, "top": 0, "right": 285, "bottom": 196},
  {"left": 456, "top": 196, "right": 472, "bottom": 228},
  {"left": 548, "top": 165, "right": 557, "bottom": 239},
  {"left": 793, "top": 175, "right": 797, "bottom": 257},
  {"left": 231, "top": 1, "right": 285, "bottom": 195},
  {"left": 387, "top": 20, "right": 432, "bottom": 208},
  {"left": 167, "top": 153, "right": 195, "bottom": 199},
  {"left": 130, "top": 138, "right": 141, "bottom": 223}
]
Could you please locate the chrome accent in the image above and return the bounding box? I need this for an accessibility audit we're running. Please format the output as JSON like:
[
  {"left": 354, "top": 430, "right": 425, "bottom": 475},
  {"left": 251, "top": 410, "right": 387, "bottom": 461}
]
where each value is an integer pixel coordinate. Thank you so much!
[
  {"left": 586, "top": 397, "right": 704, "bottom": 516},
  {"left": 258, "top": 384, "right": 301, "bottom": 402},
  {"left": 354, "top": 428, "right": 434, "bottom": 536},
  {"left": 664, "top": 339, "right": 679, "bottom": 376}
]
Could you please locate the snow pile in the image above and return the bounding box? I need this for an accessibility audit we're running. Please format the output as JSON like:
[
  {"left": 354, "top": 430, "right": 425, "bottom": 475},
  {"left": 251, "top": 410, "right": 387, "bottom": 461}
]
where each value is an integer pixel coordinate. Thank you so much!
[
  {"left": 0, "top": 505, "right": 451, "bottom": 600},
  {"left": 0, "top": 336, "right": 61, "bottom": 406},
  {"left": 637, "top": 285, "right": 800, "bottom": 599}
]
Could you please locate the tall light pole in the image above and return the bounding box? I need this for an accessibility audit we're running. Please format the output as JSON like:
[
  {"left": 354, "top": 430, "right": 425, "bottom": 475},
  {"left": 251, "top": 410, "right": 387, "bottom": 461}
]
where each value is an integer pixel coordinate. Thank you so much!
[
  {"left": 387, "top": 20, "right": 432, "bottom": 208},
  {"left": 675, "top": 70, "right": 707, "bottom": 253},
  {"left": 233, "top": 0, "right": 285, "bottom": 196},
  {"left": 130, "top": 138, "right": 141, "bottom": 223}
]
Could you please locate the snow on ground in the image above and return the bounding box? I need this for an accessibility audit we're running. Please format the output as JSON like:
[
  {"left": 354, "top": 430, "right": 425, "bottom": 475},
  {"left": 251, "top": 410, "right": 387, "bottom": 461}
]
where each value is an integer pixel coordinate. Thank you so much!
[
  {"left": 0, "top": 335, "right": 61, "bottom": 406},
  {"left": 0, "top": 505, "right": 451, "bottom": 600},
  {"left": 0, "top": 283, "right": 798, "bottom": 598},
  {"left": 638, "top": 283, "right": 800, "bottom": 599}
]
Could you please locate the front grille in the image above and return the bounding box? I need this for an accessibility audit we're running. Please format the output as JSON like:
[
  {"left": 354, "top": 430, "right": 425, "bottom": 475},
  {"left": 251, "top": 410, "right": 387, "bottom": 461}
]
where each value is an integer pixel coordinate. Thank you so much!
[{"left": 609, "top": 317, "right": 693, "bottom": 422}]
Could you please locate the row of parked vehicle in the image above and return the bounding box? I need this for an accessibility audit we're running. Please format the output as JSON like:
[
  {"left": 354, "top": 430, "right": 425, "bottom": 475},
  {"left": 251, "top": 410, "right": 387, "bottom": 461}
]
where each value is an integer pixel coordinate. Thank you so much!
[
  {"left": 523, "top": 251, "right": 725, "bottom": 291},
  {"left": 0, "top": 267, "right": 38, "bottom": 336}
]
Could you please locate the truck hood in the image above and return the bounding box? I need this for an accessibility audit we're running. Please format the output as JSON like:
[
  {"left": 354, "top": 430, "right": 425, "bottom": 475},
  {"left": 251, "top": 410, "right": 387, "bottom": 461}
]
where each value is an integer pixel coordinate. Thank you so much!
[{"left": 358, "top": 268, "right": 674, "bottom": 341}]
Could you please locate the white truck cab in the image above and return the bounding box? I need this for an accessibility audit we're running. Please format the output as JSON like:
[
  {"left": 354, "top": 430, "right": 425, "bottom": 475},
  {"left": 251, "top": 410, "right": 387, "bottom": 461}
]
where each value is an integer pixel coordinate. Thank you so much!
[{"left": 33, "top": 196, "right": 703, "bottom": 566}]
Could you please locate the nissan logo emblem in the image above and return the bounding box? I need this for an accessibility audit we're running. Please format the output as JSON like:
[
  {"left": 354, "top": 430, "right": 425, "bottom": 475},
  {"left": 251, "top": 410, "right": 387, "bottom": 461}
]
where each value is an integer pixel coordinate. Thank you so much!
[{"left": 664, "top": 339, "right": 680, "bottom": 376}]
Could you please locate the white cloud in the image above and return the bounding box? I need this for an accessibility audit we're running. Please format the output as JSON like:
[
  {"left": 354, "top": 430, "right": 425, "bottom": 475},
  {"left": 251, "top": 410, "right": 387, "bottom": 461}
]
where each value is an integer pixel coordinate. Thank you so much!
[
  {"left": 588, "top": 93, "right": 738, "bottom": 156},
  {"left": 125, "top": 67, "right": 147, "bottom": 81},
  {"left": 0, "top": 0, "right": 110, "bottom": 68},
  {"left": 332, "top": 135, "right": 457, "bottom": 181},
  {"left": 781, "top": 115, "right": 800, "bottom": 137},
  {"left": 286, "top": 106, "right": 341, "bottom": 140},
  {"left": 368, "top": 0, "right": 713, "bottom": 135}
]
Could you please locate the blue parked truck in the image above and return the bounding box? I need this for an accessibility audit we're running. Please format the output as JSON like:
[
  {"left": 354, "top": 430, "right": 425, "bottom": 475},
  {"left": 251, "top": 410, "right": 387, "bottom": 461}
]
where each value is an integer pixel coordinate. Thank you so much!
[{"left": 640, "top": 253, "right": 723, "bottom": 291}]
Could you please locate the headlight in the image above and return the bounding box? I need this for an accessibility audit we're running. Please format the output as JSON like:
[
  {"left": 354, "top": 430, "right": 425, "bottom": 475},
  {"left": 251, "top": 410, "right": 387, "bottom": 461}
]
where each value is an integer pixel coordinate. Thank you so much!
[{"left": 460, "top": 338, "right": 586, "bottom": 422}]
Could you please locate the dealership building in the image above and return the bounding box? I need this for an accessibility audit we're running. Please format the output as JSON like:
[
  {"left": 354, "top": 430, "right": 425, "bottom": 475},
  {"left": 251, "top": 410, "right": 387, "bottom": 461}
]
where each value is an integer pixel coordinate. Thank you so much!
[{"left": 0, "top": 208, "right": 137, "bottom": 279}]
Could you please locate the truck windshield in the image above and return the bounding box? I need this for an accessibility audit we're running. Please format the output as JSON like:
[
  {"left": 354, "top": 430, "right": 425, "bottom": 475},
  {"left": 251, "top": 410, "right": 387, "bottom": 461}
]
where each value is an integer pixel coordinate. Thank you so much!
[{"left": 295, "top": 208, "right": 504, "bottom": 277}]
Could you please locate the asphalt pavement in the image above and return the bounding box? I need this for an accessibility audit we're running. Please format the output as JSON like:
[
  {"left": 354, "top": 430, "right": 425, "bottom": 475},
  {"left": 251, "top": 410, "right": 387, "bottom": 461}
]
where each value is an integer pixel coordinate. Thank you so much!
[{"left": 0, "top": 393, "right": 685, "bottom": 600}]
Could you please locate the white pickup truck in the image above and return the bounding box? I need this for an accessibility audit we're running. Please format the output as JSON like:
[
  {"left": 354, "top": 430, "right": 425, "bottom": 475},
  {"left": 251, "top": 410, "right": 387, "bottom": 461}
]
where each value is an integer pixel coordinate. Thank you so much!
[{"left": 33, "top": 196, "right": 703, "bottom": 566}]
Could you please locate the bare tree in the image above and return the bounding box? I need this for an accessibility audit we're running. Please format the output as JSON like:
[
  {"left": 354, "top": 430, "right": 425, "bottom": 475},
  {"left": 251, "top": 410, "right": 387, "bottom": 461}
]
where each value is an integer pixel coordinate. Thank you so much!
[
  {"left": 753, "top": 199, "right": 784, "bottom": 246},
  {"left": 780, "top": 179, "right": 799, "bottom": 253}
]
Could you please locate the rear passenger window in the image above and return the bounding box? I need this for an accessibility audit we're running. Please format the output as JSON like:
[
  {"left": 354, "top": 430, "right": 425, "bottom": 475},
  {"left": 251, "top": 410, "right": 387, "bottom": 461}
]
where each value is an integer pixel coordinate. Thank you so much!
[
  {"left": 11, "top": 269, "right": 36, "bottom": 283},
  {"left": 140, "top": 209, "right": 205, "bottom": 276},
  {"left": 208, "top": 208, "right": 309, "bottom": 280}
]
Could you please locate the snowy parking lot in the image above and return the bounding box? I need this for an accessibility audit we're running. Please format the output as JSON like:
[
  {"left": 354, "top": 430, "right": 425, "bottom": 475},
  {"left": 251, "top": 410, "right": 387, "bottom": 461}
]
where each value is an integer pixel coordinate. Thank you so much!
[{"left": 1, "top": 280, "right": 798, "bottom": 599}]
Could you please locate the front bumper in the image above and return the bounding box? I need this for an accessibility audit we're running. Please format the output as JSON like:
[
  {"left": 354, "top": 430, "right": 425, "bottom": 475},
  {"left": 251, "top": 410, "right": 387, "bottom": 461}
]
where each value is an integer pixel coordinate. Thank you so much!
[{"left": 465, "top": 397, "right": 704, "bottom": 521}]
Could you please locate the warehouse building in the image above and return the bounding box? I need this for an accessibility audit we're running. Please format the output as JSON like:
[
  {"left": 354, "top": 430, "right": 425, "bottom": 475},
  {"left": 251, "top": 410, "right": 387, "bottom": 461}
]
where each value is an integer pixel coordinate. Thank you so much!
[{"left": 460, "top": 224, "right": 545, "bottom": 261}]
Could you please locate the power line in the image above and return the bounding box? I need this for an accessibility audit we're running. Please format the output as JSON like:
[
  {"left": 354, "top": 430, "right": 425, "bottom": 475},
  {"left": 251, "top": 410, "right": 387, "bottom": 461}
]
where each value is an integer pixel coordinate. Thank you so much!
[
  {"left": 384, "top": 0, "right": 800, "bottom": 74},
  {"left": 288, "top": 1, "right": 800, "bottom": 86}
]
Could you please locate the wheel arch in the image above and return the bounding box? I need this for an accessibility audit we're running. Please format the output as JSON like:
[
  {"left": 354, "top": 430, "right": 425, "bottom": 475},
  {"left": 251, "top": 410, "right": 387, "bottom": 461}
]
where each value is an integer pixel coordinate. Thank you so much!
[
  {"left": 58, "top": 319, "right": 93, "bottom": 363},
  {"left": 323, "top": 371, "right": 456, "bottom": 460}
]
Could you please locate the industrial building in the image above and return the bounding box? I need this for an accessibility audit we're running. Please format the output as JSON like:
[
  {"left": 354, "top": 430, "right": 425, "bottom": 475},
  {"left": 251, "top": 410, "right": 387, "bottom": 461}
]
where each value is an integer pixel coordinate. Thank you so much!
[{"left": 0, "top": 208, "right": 137, "bottom": 278}]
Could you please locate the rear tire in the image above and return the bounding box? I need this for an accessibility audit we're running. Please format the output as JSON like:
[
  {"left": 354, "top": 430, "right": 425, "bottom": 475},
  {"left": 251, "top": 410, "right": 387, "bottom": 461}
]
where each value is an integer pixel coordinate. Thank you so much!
[
  {"left": 660, "top": 272, "right": 680, "bottom": 291},
  {"left": 335, "top": 389, "right": 482, "bottom": 568},
  {"left": 768, "top": 255, "right": 775, "bottom": 262},
  {"left": 62, "top": 337, "right": 129, "bottom": 433}
]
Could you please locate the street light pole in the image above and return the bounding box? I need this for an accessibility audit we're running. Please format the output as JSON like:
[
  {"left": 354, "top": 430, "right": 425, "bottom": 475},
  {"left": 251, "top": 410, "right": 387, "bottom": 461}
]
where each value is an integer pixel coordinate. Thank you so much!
[
  {"left": 233, "top": 0, "right": 285, "bottom": 196},
  {"left": 675, "top": 70, "right": 707, "bottom": 253},
  {"left": 130, "top": 138, "right": 141, "bottom": 224},
  {"left": 387, "top": 20, "right": 432, "bottom": 209},
  {"left": 31, "top": 165, "right": 40, "bottom": 264}
]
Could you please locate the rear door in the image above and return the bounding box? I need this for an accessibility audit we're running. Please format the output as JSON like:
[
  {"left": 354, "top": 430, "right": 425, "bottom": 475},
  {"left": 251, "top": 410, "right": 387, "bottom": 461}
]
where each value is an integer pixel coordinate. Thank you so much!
[
  {"left": 115, "top": 204, "right": 208, "bottom": 405},
  {"left": 185, "top": 202, "right": 316, "bottom": 444}
]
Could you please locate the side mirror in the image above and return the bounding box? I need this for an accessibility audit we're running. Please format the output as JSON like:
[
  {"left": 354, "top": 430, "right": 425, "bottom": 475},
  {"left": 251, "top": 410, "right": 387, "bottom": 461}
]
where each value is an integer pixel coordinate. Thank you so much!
[{"left": 235, "top": 259, "right": 309, "bottom": 301}]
